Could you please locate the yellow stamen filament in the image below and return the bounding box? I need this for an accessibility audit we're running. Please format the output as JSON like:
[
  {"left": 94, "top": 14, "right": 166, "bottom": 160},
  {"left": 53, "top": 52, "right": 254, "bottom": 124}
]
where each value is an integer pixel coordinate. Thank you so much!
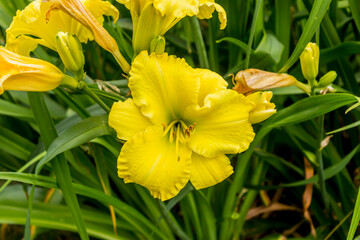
[
  {"left": 162, "top": 120, "right": 197, "bottom": 153},
  {"left": 175, "top": 124, "right": 180, "bottom": 161}
]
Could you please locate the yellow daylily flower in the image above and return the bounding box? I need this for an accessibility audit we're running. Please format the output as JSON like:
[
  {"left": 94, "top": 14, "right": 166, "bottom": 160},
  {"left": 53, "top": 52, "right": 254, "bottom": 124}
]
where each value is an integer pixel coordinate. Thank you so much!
[
  {"left": 233, "top": 69, "right": 298, "bottom": 95},
  {"left": 0, "top": 46, "right": 64, "bottom": 95},
  {"left": 117, "top": 0, "right": 227, "bottom": 54},
  {"left": 109, "top": 51, "right": 255, "bottom": 201},
  {"left": 246, "top": 91, "right": 276, "bottom": 124},
  {"left": 6, "top": 0, "right": 117, "bottom": 56},
  {"left": 45, "top": 0, "right": 130, "bottom": 73}
]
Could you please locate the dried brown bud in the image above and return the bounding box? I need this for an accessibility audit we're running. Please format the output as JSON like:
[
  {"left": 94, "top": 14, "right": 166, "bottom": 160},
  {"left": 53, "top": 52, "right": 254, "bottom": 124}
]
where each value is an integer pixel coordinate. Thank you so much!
[{"left": 233, "top": 69, "right": 298, "bottom": 95}]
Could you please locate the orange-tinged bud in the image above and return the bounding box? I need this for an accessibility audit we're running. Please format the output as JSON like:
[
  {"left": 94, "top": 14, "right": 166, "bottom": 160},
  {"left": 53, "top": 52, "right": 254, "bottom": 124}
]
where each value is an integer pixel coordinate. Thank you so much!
[
  {"left": 233, "top": 69, "right": 298, "bottom": 95},
  {"left": 0, "top": 46, "right": 64, "bottom": 94}
]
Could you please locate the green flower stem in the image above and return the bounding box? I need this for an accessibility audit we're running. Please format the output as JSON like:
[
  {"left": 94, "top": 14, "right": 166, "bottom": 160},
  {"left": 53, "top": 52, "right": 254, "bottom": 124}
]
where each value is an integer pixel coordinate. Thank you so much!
[
  {"left": 78, "top": 81, "right": 111, "bottom": 113},
  {"left": 295, "top": 81, "right": 311, "bottom": 94},
  {"left": 310, "top": 88, "right": 329, "bottom": 210}
]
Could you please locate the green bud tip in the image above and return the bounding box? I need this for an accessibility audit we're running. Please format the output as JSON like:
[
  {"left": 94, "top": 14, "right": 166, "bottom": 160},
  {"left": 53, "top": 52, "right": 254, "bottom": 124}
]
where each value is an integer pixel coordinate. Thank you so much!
[
  {"left": 55, "top": 32, "right": 85, "bottom": 75},
  {"left": 150, "top": 36, "right": 166, "bottom": 55},
  {"left": 318, "top": 71, "right": 337, "bottom": 88}
]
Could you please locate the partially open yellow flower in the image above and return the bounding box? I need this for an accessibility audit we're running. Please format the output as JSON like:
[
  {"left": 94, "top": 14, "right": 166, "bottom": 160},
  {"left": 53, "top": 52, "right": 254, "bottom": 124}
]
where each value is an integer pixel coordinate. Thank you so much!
[
  {"left": 233, "top": 69, "right": 298, "bottom": 95},
  {"left": 44, "top": 0, "right": 130, "bottom": 73},
  {"left": 109, "top": 51, "right": 255, "bottom": 201},
  {"left": 117, "top": 0, "right": 227, "bottom": 54},
  {"left": 0, "top": 47, "right": 64, "bottom": 95},
  {"left": 6, "top": 0, "right": 118, "bottom": 56},
  {"left": 246, "top": 91, "right": 276, "bottom": 124}
]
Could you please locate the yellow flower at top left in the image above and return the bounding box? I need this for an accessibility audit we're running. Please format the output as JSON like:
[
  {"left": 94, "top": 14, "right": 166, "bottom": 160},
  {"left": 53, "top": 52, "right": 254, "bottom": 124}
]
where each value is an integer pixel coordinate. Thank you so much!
[
  {"left": 6, "top": 0, "right": 119, "bottom": 57},
  {"left": 0, "top": 46, "right": 64, "bottom": 95}
]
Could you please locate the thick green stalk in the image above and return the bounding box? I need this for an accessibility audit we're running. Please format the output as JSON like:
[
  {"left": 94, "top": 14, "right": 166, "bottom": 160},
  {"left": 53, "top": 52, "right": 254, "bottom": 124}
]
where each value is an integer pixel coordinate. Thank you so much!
[{"left": 28, "top": 92, "right": 89, "bottom": 240}]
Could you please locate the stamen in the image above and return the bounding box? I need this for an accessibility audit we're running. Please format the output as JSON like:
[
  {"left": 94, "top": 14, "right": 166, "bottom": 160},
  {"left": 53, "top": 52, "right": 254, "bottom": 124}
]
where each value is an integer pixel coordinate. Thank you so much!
[
  {"left": 175, "top": 124, "right": 180, "bottom": 161},
  {"left": 162, "top": 120, "right": 178, "bottom": 136},
  {"left": 162, "top": 123, "right": 166, "bottom": 131}
]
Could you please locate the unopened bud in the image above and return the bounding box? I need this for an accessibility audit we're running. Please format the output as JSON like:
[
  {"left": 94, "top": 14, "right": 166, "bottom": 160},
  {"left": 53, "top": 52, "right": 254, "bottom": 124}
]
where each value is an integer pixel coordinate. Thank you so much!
[
  {"left": 318, "top": 71, "right": 337, "bottom": 88},
  {"left": 56, "top": 32, "right": 85, "bottom": 76},
  {"left": 300, "top": 42, "right": 319, "bottom": 85},
  {"left": 233, "top": 69, "right": 297, "bottom": 95},
  {"left": 150, "top": 36, "right": 166, "bottom": 55}
]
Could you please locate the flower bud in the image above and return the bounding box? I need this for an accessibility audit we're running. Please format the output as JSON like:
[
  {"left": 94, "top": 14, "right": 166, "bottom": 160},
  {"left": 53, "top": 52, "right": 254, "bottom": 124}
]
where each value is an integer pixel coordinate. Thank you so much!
[
  {"left": 56, "top": 32, "right": 85, "bottom": 75},
  {"left": 300, "top": 42, "right": 319, "bottom": 84},
  {"left": 0, "top": 46, "right": 64, "bottom": 94},
  {"left": 150, "top": 36, "right": 166, "bottom": 55},
  {"left": 318, "top": 71, "right": 337, "bottom": 88},
  {"left": 246, "top": 91, "right": 276, "bottom": 124},
  {"left": 233, "top": 69, "right": 297, "bottom": 95}
]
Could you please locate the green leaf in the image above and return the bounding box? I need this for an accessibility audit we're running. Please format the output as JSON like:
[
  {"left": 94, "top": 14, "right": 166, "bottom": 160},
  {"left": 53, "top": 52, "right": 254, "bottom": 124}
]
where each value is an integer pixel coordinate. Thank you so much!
[
  {"left": 264, "top": 93, "right": 357, "bottom": 129},
  {"left": 347, "top": 187, "right": 360, "bottom": 240},
  {"left": 36, "top": 115, "right": 113, "bottom": 173},
  {"left": 28, "top": 92, "right": 89, "bottom": 240},
  {"left": 348, "top": 0, "right": 360, "bottom": 32},
  {"left": 0, "top": 126, "right": 35, "bottom": 160},
  {"left": 0, "top": 172, "right": 168, "bottom": 240},
  {"left": 327, "top": 120, "right": 360, "bottom": 135},
  {"left": 216, "top": 37, "right": 250, "bottom": 53},
  {"left": 0, "top": 99, "right": 34, "bottom": 120},
  {"left": 254, "top": 32, "right": 284, "bottom": 65},
  {"left": 279, "top": 0, "right": 332, "bottom": 72}
]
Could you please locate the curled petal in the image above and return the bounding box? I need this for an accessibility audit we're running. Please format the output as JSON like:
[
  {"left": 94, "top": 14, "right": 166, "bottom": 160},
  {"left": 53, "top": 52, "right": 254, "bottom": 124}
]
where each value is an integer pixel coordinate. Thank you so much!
[
  {"left": 190, "top": 153, "right": 233, "bottom": 189},
  {"left": 118, "top": 126, "right": 192, "bottom": 201},
  {"left": 184, "top": 90, "right": 255, "bottom": 158},
  {"left": 197, "top": 68, "right": 227, "bottom": 106},
  {"left": 109, "top": 99, "right": 152, "bottom": 141},
  {"left": 198, "top": 1, "right": 227, "bottom": 29},
  {"left": 153, "top": 0, "right": 199, "bottom": 18},
  {"left": 246, "top": 91, "right": 276, "bottom": 124}
]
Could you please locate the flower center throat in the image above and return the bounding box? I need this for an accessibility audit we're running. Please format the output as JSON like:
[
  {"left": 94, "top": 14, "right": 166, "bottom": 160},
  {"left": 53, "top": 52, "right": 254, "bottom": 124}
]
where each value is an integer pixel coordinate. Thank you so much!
[{"left": 162, "top": 120, "right": 196, "bottom": 161}]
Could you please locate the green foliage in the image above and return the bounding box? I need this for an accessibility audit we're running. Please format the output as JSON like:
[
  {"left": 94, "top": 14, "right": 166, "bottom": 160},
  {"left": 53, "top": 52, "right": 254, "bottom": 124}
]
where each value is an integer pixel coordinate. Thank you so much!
[{"left": 1, "top": 0, "right": 360, "bottom": 239}]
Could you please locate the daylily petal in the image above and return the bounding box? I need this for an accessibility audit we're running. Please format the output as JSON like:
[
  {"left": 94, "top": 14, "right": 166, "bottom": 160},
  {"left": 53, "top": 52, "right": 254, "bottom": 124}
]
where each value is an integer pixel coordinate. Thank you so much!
[
  {"left": 197, "top": 68, "right": 227, "bottom": 106},
  {"left": 84, "top": 0, "right": 119, "bottom": 22},
  {"left": 118, "top": 126, "right": 192, "bottom": 201},
  {"left": 129, "top": 51, "right": 200, "bottom": 125},
  {"left": 108, "top": 99, "right": 152, "bottom": 141},
  {"left": 190, "top": 153, "right": 233, "bottom": 189},
  {"left": 198, "top": 0, "right": 227, "bottom": 29},
  {"left": 153, "top": 0, "right": 199, "bottom": 18},
  {"left": 184, "top": 89, "right": 255, "bottom": 158},
  {"left": 246, "top": 91, "right": 276, "bottom": 124},
  {"left": 5, "top": 35, "right": 40, "bottom": 57},
  {"left": 0, "top": 46, "right": 63, "bottom": 94}
]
